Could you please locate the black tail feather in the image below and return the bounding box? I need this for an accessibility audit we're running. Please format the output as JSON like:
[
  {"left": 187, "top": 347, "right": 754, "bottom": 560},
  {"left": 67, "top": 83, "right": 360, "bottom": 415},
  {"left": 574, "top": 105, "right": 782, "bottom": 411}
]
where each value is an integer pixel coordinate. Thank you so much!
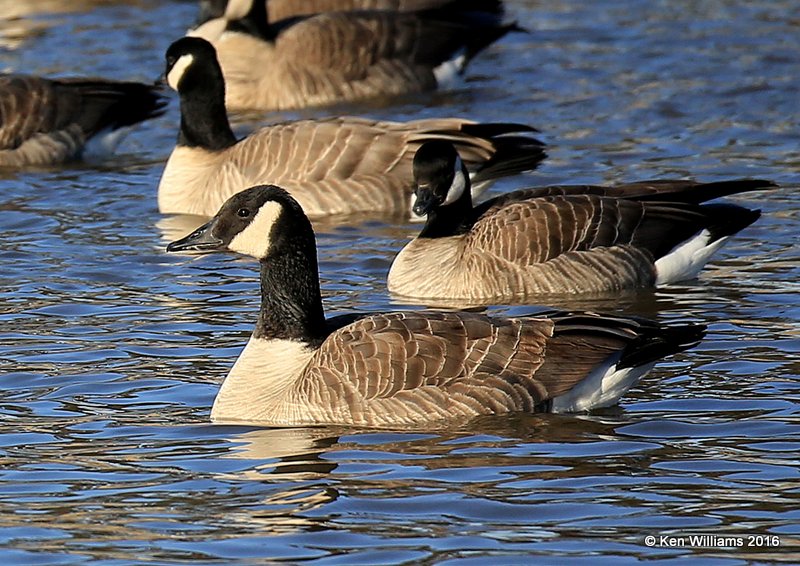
[
  {"left": 618, "top": 322, "right": 706, "bottom": 370},
  {"left": 700, "top": 203, "right": 762, "bottom": 242},
  {"left": 632, "top": 179, "right": 777, "bottom": 204},
  {"left": 548, "top": 311, "right": 706, "bottom": 371},
  {"left": 472, "top": 136, "right": 547, "bottom": 183},
  {"left": 459, "top": 122, "right": 541, "bottom": 137},
  {"left": 61, "top": 79, "right": 168, "bottom": 135}
]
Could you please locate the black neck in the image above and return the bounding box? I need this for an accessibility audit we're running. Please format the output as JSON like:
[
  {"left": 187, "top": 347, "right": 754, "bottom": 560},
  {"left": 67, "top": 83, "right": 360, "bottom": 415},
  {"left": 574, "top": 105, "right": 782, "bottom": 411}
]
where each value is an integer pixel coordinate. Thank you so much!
[
  {"left": 177, "top": 70, "right": 236, "bottom": 150},
  {"left": 418, "top": 167, "right": 477, "bottom": 239},
  {"left": 254, "top": 248, "right": 327, "bottom": 342},
  {"left": 226, "top": 0, "right": 272, "bottom": 40}
]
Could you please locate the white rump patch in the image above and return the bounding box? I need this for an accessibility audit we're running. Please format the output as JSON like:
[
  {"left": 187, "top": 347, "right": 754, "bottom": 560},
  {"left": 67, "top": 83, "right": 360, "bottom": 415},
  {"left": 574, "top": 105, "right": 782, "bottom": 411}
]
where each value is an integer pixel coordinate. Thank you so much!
[
  {"left": 655, "top": 229, "right": 728, "bottom": 285},
  {"left": 228, "top": 200, "right": 283, "bottom": 258},
  {"left": 551, "top": 356, "right": 656, "bottom": 413},
  {"left": 83, "top": 126, "right": 130, "bottom": 160},
  {"left": 167, "top": 54, "right": 195, "bottom": 91},
  {"left": 442, "top": 157, "right": 467, "bottom": 206},
  {"left": 434, "top": 51, "right": 467, "bottom": 89}
]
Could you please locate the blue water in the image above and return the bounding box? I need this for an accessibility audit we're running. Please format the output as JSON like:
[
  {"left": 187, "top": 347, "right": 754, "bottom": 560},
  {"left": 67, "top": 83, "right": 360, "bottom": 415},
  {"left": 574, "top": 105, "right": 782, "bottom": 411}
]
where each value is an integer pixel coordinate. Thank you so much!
[{"left": 0, "top": 0, "right": 798, "bottom": 563}]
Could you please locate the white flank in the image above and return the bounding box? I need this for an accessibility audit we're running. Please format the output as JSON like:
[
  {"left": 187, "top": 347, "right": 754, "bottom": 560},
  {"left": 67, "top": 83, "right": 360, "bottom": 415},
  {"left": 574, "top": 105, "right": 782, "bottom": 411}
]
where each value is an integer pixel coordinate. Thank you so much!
[
  {"left": 433, "top": 52, "right": 466, "bottom": 89},
  {"left": 228, "top": 201, "right": 283, "bottom": 258},
  {"left": 167, "top": 54, "right": 195, "bottom": 91},
  {"left": 551, "top": 357, "right": 656, "bottom": 413},
  {"left": 655, "top": 229, "right": 728, "bottom": 285},
  {"left": 211, "top": 336, "right": 314, "bottom": 423}
]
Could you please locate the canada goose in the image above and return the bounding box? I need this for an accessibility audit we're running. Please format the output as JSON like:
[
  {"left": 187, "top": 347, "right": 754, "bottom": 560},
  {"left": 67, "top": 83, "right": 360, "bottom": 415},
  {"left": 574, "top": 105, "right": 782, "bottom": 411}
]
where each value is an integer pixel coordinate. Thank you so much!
[
  {"left": 160, "top": 37, "right": 545, "bottom": 217},
  {"left": 388, "top": 141, "right": 775, "bottom": 302},
  {"left": 189, "top": 0, "right": 518, "bottom": 111},
  {"left": 0, "top": 74, "right": 167, "bottom": 167},
  {"left": 166, "top": 184, "right": 705, "bottom": 427},
  {"left": 197, "top": 0, "right": 503, "bottom": 24}
]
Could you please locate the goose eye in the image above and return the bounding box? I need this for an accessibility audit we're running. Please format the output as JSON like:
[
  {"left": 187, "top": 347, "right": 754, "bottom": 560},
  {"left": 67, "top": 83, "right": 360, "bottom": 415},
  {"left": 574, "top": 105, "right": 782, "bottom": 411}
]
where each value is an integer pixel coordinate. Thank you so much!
[{"left": 237, "top": 208, "right": 250, "bottom": 218}]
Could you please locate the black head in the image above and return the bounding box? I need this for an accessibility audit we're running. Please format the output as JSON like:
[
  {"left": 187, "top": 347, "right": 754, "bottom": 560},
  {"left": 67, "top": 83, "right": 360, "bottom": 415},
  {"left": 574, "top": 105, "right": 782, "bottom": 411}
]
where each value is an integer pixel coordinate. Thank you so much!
[
  {"left": 168, "top": 185, "right": 326, "bottom": 341},
  {"left": 165, "top": 36, "right": 235, "bottom": 149},
  {"left": 412, "top": 140, "right": 470, "bottom": 217},
  {"left": 165, "top": 37, "right": 222, "bottom": 93},
  {"left": 167, "top": 185, "right": 316, "bottom": 260}
]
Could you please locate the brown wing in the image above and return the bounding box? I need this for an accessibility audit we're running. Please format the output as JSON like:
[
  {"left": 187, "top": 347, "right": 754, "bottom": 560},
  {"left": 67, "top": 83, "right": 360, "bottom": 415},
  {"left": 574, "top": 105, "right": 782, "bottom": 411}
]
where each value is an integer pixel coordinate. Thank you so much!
[
  {"left": 470, "top": 194, "right": 709, "bottom": 265},
  {"left": 491, "top": 179, "right": 775, "bottom": 207},
  {"left": 273, "top": 12, "right": 438, "bottom": 86},
  {"left": 213, "top": 117, "right": 539, "bottom": 216},
  {"left": 0, "top": 75, "right": 70, "bottom": 149},
  {"left": 286, "top": 310, "right": 678, "bottom": 425},
  {"left": 0, "top": 74, "right": 166, "bottom": 150},
  {"left": 291, "top": 311, "right": 555, "bottom": 423},
  {"left": 275, "top": 9, "right": 510, "bottom": 80},
  {"left": 268, "top": 0, "right": 504, "bottom": 23}
]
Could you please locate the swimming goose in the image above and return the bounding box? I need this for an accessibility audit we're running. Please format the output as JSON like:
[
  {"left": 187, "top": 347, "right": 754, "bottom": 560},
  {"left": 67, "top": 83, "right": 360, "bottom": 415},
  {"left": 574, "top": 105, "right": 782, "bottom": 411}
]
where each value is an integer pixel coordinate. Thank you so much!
[
  {"left": 166, "top": 184, "right": 705, "bottom": 427},
  {"left": 160, "top": 37, "right": 546, "bottom": 217},
  {"left": 197, "top": 0, "right": 503, "bottom": 24},
  {"left": 0, "top": 74, "right": 166, "bottom": 167},
  {"left": 388, "top": 141, "right": 774, "bottom": 301},
  {"left": 189, "top": 0, "right": 517, "bottom": 111}
]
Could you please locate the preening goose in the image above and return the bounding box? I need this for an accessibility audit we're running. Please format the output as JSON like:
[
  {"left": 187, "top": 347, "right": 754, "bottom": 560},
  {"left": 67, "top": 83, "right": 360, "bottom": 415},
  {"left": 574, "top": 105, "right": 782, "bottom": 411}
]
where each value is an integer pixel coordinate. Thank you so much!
[
  {"left": 166, "top": 184, "right": 705, "bottom": 427},
  {"left": 197, "top": 0, "right": 503, "bottom": 24},
  {"left": 0, "top": 74, "right": 166, "bottom": 167},
  {"left": 160, "top": 37, "right": 545, "bottom": 217},
  {"left": 388, "top": 141, "right": 774, "bottom": 302},
  {"left": 189, "top": 0, "right": 517, "bottom": 111}
]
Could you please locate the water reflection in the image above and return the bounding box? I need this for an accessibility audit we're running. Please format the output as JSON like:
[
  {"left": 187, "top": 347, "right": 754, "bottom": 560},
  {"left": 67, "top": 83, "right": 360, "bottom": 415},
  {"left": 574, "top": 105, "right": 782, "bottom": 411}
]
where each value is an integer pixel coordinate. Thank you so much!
[{"left": 1, "top": 0, "right": 799, "bottom": 562}]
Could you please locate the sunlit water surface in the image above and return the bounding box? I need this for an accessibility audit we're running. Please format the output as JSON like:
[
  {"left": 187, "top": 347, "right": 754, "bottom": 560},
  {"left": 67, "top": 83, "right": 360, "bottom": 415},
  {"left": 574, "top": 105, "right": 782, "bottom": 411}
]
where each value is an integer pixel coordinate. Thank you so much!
[{"left": 1, "top": 0, "right": 798, "bottom": 563}]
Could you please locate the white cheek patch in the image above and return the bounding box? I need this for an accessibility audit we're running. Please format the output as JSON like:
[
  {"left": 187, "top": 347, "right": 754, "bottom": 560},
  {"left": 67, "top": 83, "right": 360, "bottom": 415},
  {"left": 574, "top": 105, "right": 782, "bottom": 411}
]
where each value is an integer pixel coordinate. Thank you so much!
[
  {"left": 167, "top": 54, "right": 195, "bottom": 91},
  {"left": 228, "top": 201, "right": 283, "bottom": 258},
  {"left": 442, "top": 157, "right": 467, "bottom": 206}
]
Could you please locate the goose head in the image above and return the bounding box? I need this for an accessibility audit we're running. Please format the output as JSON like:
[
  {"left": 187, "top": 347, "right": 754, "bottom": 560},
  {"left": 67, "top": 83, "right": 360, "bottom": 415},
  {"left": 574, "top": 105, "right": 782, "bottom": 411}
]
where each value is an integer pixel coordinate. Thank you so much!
[
  {"left": 165, "top": 36, "right": 222, "bottom": 93},
  {"left": 164, "top": 37, "right": 236, "bottom": 149},
  {"left": 412, "top": 140, "right": 471, "bottom": 218},
  {"left": 167, "top": 185, "right": 316, "bottom": 261},
  {"left": 167, "top": 184, "right": 325, "bottom": 341}
]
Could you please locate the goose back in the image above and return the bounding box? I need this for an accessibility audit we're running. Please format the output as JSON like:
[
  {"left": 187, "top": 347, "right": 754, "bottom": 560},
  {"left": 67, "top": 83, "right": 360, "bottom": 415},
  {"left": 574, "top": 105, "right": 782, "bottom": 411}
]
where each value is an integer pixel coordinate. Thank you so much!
[
  {"left": 214, "top": 303, "right": 704, "bottom": 427},
  {"left": 168, "top": 184, "right": 705, "bottom": 427},
  {"left": 199, "top": 0, "right": 504, "bottom": 24},
  {"left": 193, "top": 3, "right": 517, "bottom": 111},
  {"left": 158, "top": 116, "right": 545, "bottom": 217},
  {"left": 388, "top": 143, "right": 772, "bottom": 301}
]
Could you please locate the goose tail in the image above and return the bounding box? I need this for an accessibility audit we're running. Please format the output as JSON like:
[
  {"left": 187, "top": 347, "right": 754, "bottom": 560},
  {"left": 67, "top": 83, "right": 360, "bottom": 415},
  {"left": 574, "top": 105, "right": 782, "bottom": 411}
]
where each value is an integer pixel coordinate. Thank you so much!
[{"left": 544, "top": 313, "right": 705, "bottom": 413}]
